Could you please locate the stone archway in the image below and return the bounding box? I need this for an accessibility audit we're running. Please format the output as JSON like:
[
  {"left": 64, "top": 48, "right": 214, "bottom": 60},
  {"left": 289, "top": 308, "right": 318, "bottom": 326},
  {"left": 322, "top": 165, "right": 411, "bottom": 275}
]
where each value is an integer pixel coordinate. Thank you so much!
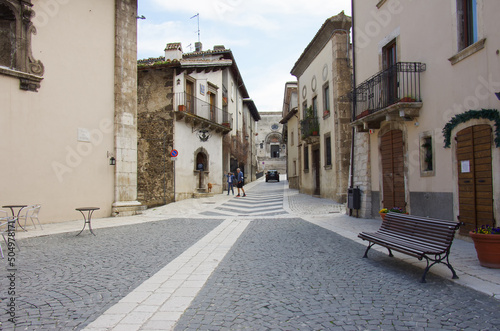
[{"left": 194, "top": 147, "right": 209, "bottom": 192}]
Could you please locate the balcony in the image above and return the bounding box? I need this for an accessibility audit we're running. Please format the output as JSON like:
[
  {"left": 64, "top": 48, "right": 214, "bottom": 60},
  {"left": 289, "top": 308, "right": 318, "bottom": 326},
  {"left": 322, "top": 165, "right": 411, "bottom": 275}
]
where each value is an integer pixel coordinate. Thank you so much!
[
  {"left": 174, "top": 92, "right": 233, "bottom": 133},
  {"left": 350, "top": 62, "right": 426, "bottom": 131},
  {"left": 300, "top": 117, "right": 320, "bottom": 144}
]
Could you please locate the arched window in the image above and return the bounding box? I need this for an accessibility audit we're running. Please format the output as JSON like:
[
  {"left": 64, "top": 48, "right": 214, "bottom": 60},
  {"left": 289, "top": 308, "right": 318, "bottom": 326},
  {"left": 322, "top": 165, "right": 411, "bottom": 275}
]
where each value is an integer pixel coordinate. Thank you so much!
[
  {"left": 194, "top": 147, "right": 209, "bottom": 172},
  {"left": 0, "top": 0, "right": 44, "bottom": 91}
]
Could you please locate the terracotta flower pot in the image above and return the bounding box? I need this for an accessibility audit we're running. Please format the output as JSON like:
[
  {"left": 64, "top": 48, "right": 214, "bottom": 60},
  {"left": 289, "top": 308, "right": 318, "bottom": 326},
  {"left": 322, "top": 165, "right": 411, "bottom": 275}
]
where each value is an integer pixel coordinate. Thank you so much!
[
  {"left": 379, "top": 212, "right": 387, "bottom": 221},
  {"left": 469, "top": 232, "right": 500, "bottom": 268}
]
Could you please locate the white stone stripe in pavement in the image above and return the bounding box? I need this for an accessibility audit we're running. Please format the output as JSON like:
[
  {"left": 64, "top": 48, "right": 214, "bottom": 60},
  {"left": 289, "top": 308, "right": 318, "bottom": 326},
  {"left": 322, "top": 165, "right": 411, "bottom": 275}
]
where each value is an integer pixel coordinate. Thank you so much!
[{"left": 83, "top": 218, "right": 250, "bottom": 331}]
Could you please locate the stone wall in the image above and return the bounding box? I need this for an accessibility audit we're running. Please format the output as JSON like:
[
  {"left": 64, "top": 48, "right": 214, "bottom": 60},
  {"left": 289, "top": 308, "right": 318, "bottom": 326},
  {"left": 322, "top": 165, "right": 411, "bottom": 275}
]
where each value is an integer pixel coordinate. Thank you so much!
[
  {"left": 352, "top": 131, "right": 372, "bottom": 218},
  {"left": 137, "top": 69, "right": 175, "bottom": 207},
  {"left": 331, "top": 31, "right": 352, "bottom": 203},
  {"left": 112, "top": 0, "right": 142, "bottom": 216}
]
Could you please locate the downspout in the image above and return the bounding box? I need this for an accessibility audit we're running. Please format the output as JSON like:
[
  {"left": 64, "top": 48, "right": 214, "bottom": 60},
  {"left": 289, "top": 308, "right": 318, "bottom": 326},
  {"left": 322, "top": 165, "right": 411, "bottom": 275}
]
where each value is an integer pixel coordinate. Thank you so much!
[{"left": 349, "top": 0, "right": 356, "bottom": 216}]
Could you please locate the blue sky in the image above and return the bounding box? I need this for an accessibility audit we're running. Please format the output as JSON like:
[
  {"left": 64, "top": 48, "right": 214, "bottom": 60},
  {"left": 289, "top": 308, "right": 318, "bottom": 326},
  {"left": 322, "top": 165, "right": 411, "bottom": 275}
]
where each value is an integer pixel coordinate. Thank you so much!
[{"left": 137, "top": 0, "right": 352, "bottom": 113}]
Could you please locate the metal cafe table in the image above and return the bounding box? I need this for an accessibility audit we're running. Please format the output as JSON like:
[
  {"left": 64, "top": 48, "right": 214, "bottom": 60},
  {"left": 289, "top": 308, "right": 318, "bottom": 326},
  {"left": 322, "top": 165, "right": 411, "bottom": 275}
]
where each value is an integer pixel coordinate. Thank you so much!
[
  {"left": 2, "top": 205, "right": 27, "bottom": 231},
  {"left": 75, "top": 207, "right": 100, "bottom": 236}
]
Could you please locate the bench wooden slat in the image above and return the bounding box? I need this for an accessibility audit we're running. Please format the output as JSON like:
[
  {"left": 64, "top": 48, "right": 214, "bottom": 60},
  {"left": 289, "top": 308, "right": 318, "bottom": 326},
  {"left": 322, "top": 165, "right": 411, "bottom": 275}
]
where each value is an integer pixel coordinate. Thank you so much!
[{"left": 358, "top": 213, "right": 460, "bottom": 283}]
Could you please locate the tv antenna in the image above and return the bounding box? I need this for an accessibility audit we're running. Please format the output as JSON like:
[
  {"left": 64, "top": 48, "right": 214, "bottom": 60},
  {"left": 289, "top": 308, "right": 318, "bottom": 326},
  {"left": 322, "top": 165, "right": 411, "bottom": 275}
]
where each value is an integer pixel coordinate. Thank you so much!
[{"left": 190, "top": 13, "right": 200, "bottom": 42}]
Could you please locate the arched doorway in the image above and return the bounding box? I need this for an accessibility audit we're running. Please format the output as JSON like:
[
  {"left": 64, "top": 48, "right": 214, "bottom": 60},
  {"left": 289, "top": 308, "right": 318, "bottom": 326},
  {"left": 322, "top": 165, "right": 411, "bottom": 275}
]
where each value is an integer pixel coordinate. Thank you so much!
[
  {"left": 381, "top": 130, "right": 406, "bottom": 209},
  {"left": 456, "top": 125, "right": 494, "bottom": 235}
]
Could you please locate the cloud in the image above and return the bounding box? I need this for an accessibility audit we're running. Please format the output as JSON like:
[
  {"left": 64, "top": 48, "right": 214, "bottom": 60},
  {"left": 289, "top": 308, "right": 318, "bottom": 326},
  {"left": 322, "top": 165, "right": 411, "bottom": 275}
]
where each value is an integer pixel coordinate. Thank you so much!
[{"left": 139, "top": 0, "right": 352, "bottom": 111}]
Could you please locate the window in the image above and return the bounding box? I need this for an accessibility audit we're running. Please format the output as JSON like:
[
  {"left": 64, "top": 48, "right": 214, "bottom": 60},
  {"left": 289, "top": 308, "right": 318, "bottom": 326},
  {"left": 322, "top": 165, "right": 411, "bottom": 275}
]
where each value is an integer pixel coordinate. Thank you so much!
[
  {"left": 291, "top": 130, "right": 294, "bottom": 146},
  {"left": 323, "top": 84, "right": 330, "bottom": 117},
  {"left": 312, "top": 96, "right": 318, "bottom": 118},
  {"left": 293, "top": 160, "right": 297, "bottom": 176},
  {"left": 303, "top": 145, "right": 309, "bottom": 171},
  {"left": 420, "top": 133, "right": 435, "bottom": 177},
  {"left": 302, "top": 101, "right": 308, "bottom": 119},
  {"left": 382, "top": 40, "right": 397, "bottom": 104},
  {"left": 324, "top": 135, "right": 332, "bottom": 167},
  {"left": 457, "top": 0, "right": 478, "bottom": 50},
  {"left": 0, "top": 0, "right": 44, "bottom": 91}
]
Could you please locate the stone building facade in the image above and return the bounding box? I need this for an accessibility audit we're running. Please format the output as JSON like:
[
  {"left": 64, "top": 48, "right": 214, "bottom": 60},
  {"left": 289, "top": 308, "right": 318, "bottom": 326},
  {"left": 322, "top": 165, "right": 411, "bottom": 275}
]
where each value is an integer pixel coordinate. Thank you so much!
[
  {"left": 137, "top": 43, "right": 260, "bottom": 207},
  {"left": 280, "top": 82, "right": 299, "bottom": 189},
  {"left": 256, "top": 112, "right": 286, "bottom": 174},
  {"left": 290, "top": 12, "right": 352, "bottom": 202}
]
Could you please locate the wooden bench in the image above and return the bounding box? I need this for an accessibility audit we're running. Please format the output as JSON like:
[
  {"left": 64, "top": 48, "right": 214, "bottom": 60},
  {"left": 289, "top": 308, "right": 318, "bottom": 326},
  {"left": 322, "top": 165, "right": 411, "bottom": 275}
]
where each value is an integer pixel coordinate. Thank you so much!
[{"left": 358, "top": 213, "right": 460, "bottom": 283}]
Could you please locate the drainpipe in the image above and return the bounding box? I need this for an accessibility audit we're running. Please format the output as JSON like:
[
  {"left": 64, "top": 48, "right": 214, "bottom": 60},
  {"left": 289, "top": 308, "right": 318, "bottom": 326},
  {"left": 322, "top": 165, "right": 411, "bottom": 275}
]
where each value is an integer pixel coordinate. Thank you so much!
[{"left": 349, "top": 0, "right": 356, "bottom": 216}]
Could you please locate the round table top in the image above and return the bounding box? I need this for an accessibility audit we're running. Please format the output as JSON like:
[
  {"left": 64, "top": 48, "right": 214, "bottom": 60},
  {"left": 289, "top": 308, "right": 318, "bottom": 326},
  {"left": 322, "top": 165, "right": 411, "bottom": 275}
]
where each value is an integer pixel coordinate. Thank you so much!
[{"left": 75, "top": 207, "right": 100, "bottom": 211}]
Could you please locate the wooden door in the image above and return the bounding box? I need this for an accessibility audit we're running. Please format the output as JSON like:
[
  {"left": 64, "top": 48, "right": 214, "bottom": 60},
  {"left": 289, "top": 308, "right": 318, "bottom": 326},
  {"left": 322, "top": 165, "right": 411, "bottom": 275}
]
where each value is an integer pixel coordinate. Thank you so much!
[
  {"left": 209, "top": 92, "right": 216, "bottom": 121},
  {"left": 313, "top": 148, "right": 320, "bottom": 196},
  {"left": 381, "top": 130, "right": 405, "bottom": 209},
  {"left": 186, "top": 80, "right": 195, "bottom": 113},
  {"left": 456, "top": 125, "right": 494, "bottom": 235}
]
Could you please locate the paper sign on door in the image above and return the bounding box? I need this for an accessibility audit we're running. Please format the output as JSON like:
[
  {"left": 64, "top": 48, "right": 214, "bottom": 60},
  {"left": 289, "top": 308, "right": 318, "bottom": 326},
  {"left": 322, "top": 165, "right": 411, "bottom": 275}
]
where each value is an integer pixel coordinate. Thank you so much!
[{"left": 461, "top": 160, "right": 470, "bottom": 173}]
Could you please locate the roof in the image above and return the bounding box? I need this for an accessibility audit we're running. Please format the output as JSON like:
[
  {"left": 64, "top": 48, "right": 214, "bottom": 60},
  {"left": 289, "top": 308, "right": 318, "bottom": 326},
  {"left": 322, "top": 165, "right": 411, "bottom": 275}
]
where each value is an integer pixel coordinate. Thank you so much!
[
  {"left": 291, "top": 11, "right": 351, "bottom": 77},
  {"left": 243, "top": 99, "right": 261, "bottom": 121},
  {"left": 137, "top": 46, "right": 250, "bottom": 99}
]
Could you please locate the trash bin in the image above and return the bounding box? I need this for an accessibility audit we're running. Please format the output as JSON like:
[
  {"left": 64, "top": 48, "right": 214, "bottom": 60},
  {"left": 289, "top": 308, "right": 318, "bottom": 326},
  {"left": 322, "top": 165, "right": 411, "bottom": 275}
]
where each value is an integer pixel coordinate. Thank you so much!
[{"left": 347, "top": 187, "right": 361, "bottom": 210}]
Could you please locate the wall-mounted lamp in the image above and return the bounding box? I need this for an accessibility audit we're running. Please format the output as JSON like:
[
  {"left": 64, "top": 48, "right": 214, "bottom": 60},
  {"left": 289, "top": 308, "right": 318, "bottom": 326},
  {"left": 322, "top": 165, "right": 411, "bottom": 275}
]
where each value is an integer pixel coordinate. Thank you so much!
[{"left": 107, "top": 151, "right": 116, "bottom": 165}]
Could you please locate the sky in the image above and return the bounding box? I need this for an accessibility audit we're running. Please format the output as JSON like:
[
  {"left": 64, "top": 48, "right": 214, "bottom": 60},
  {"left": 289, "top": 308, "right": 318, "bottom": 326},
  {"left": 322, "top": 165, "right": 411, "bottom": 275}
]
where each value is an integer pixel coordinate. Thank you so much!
[{"left": 137, "top": 0, "right": 352, "bottom": 113}]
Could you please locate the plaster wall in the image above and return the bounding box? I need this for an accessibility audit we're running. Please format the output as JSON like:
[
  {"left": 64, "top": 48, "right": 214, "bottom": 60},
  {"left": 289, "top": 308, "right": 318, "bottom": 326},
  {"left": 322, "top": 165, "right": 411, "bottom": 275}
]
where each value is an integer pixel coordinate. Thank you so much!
[
  {"left": 173, "top": 123, "right": 224, "bottom": 199},
  {"left": 297, "top": 39, "right": 337, "bottom": 198},
  {"left": 0, "top": 0, "right": 115, "bottom": 222},
  {"left": 354, "top": 0, "right": 500, "bottom": 220}
]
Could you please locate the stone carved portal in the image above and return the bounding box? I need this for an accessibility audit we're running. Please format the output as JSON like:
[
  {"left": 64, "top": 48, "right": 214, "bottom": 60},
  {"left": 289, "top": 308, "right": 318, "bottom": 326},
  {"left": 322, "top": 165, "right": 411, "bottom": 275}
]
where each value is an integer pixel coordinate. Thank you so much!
[{"left": 0, "top": 0, "right": 44, "bottom": 91}]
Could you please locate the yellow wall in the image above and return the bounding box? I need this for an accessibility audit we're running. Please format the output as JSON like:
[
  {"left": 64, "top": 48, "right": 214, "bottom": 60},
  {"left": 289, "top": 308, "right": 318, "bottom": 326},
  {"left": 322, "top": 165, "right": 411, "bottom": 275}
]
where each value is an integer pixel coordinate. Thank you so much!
[{"left": 0, "top": 1, "right": 116, "bottom": 222}]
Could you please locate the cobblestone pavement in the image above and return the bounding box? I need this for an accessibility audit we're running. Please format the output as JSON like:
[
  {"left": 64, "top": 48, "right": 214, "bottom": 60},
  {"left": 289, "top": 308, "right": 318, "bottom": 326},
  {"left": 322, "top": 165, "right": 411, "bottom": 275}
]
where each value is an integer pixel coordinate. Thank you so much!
[
  {"left": 0, "top": 219, "right": 222, "bottom": 330},
  {"left": 175, "top": 217, "right": 500, "bottom": 330},
  {"left": 1, "top": 179, "right": 500, "bottom": 330}
]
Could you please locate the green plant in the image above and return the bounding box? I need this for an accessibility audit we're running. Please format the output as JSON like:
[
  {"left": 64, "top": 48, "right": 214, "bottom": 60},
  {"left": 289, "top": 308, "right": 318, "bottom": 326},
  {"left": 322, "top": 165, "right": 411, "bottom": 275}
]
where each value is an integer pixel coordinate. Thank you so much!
[
  {"left": 379, "top": 207, "right": 406, "bottom": 214},
  {"left": 442, "top": 109, "right": 500, "bottom": 148},
  {"left": 472, "top": 225, "right": 500, "bottom": 235}
]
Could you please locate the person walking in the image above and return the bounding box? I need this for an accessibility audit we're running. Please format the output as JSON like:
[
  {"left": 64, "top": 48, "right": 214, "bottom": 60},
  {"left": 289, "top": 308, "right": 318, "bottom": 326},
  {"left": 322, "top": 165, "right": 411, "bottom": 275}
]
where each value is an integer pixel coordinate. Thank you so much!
[
  {"left": 236, "top": 168, "right": 246, "bottom": 197},
  {"left": 226, "top": 172, "right": 235, "bottom": 195}
]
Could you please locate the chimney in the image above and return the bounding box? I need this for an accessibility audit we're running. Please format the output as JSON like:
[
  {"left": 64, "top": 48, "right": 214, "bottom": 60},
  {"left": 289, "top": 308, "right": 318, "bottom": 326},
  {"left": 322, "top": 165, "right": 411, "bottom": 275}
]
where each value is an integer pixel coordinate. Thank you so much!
[
  {"left": 213, "top": 45, "right": 225, "bottom": 51},
  {"left": 195, "top": 41, "right": 202, "bottom": 52},
  {"left": 165, "top": 42, "right": 183, "bottom": 61}
]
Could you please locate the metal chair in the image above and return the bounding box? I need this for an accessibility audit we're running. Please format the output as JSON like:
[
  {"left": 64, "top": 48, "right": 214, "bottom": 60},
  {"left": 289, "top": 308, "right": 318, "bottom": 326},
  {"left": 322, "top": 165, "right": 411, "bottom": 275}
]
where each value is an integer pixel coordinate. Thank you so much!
[{"left": 18, "top": 204, "right": 43, "bottom": 230}]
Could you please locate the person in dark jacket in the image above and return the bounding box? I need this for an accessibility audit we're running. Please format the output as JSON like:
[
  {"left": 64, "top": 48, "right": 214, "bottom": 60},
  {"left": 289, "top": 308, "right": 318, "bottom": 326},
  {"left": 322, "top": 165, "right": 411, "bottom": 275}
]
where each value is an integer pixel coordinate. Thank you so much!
[{"left": 236, "top": 168, "right": 246, "bottom": 197}]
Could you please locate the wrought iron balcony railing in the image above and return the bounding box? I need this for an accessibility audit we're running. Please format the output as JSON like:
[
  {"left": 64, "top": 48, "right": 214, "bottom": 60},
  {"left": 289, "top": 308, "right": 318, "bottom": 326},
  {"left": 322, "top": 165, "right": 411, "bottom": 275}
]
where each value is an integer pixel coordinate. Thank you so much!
[
  {"left": 175, "top": 92, "right": 233, "bottom": 129},
  {"left": 300, "top": 117, "right": 320, "bottom": 139},
  {"left": 351, "top": 62, "right": 426, "bottom": 120}
]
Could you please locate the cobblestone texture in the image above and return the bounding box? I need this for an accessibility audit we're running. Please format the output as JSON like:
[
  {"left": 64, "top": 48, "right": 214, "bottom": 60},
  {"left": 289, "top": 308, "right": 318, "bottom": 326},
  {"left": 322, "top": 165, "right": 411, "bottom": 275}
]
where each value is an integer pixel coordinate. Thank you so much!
[
  {"left": 1, "top": 181, "right": 500, "bottom": 330},
  {"left": 0, "top": 219, "right": 222, "bottom": 330},
  {"left": 175, "top": 217, "right": 500, "bottom": 330}
]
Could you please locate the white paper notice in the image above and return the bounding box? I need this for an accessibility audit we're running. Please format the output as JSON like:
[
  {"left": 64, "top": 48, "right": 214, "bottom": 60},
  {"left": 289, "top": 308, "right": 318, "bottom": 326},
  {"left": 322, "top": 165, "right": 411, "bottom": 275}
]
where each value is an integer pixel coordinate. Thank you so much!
[{"left": 461, "top": 160, "right": 470, "bottom": 173}]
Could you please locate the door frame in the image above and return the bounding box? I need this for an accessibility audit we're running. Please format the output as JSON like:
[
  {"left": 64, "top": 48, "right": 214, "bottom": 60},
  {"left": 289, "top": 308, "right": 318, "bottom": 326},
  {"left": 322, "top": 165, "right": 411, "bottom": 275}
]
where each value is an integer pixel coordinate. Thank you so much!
[
  {"left": 451, "top": 119, "right": 499, "bottom": 228},
  {"left": 378, "top": 121, "right": 409, "bottom": 212}
]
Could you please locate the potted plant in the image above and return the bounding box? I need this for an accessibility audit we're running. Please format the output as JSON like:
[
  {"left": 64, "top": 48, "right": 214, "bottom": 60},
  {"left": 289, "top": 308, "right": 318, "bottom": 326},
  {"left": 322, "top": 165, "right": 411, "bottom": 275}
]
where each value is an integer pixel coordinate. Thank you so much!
[
  {"left": 379, "top": 207, "right": 406, "bottom": 221},
  {"left": 400, "top": 96, "right": 416, "bottom": 102},
  {"left": 469, "top": 225, "right": 500, "bottom": 268}
]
